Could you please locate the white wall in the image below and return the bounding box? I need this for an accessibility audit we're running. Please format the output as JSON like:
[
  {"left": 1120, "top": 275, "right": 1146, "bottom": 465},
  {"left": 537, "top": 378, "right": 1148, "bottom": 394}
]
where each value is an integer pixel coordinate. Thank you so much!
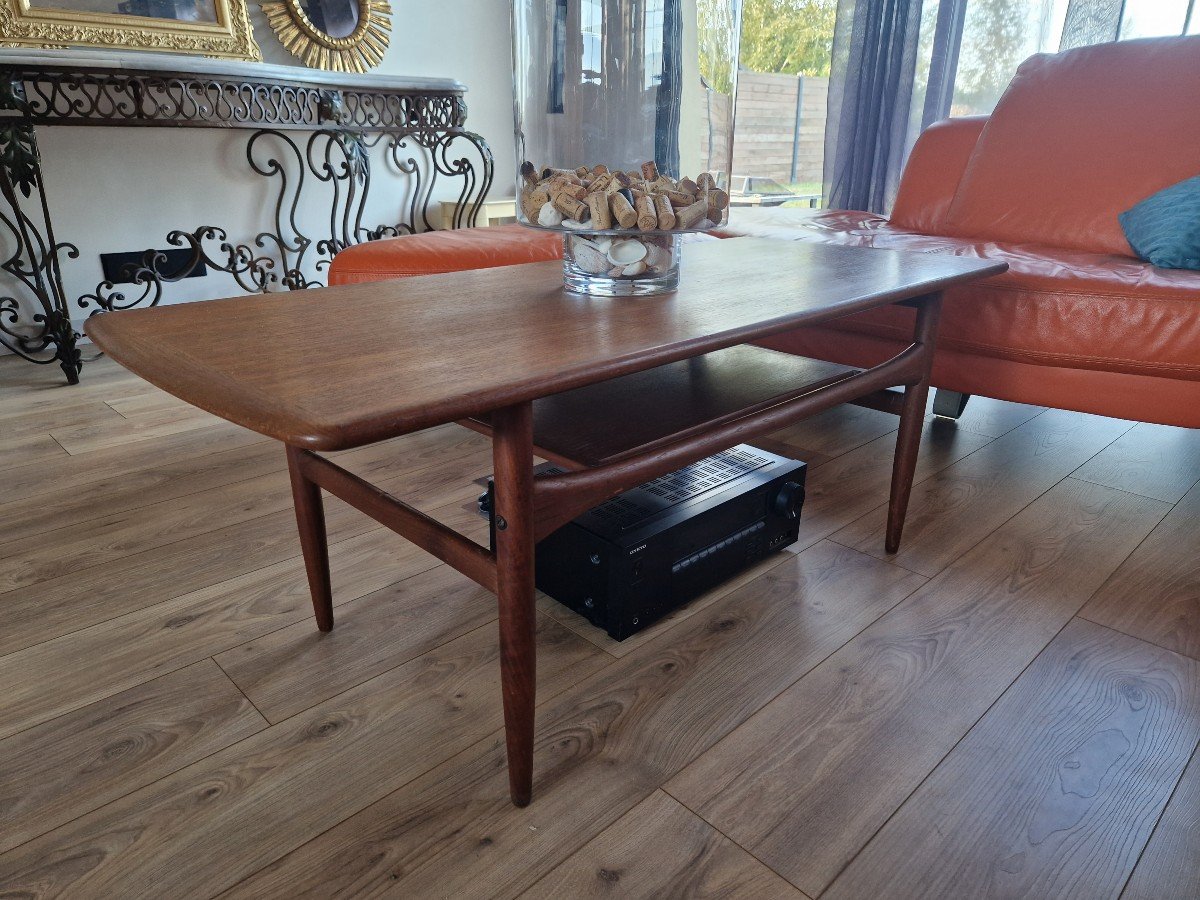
[{"left": 26, "top": 1, "right": 516, "bottom": 323}]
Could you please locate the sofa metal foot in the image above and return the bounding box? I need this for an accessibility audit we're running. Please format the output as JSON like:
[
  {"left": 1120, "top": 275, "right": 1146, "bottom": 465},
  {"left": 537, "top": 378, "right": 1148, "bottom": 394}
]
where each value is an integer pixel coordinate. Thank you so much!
[{"left": 932, "top": 389, "right": 970, "bottom": 419}]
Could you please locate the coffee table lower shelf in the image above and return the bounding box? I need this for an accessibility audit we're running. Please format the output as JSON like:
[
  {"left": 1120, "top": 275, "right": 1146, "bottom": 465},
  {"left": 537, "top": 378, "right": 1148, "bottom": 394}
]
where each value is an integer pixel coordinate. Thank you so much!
[{"left": 465, "top": 345, "right": 864, "bottom": 469}]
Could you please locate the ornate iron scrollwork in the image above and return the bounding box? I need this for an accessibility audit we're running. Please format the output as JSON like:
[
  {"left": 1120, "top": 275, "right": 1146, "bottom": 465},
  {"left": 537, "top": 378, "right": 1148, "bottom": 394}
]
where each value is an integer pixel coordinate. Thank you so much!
[{"left": 0, "top": 61, "right": 494, "bottom": 384}]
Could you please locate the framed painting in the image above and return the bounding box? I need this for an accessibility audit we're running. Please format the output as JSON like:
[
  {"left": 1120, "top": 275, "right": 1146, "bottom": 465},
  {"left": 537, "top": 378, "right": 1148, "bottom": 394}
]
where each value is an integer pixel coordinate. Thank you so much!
[{"left": 0, "top": 0, "right": 261, "bottom": 60}]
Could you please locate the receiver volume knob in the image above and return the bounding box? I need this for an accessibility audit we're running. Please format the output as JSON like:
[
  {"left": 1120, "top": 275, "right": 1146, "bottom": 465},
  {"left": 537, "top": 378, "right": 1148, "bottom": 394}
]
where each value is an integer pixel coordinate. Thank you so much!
[{"left": 772, "top": 481, "right": 804, "bottom": 521}]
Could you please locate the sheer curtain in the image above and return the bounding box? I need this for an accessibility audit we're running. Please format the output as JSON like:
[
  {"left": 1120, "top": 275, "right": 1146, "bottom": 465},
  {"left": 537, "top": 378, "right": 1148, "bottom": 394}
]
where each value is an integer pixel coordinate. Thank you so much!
[{"left": 823, "top": 0, "right": 1199, "bottom": 213}]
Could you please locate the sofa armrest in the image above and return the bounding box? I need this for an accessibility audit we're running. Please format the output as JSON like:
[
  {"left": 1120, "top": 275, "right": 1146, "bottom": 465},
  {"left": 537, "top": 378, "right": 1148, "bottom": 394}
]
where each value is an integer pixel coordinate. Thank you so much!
[{"left": 890, "top": 115, "right": 988, "bottom": 233}]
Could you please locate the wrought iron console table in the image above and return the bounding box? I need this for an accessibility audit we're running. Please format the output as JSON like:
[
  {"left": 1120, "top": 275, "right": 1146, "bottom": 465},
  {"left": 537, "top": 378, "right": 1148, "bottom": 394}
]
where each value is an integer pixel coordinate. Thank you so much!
[{"left": 0, "top": 49, "right": 494, "bottom": 383}]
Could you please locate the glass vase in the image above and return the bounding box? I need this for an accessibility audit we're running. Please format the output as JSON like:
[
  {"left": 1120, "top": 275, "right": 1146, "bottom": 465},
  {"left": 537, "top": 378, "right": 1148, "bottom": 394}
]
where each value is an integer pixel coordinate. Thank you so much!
[{"left": 511, "top": 0, "right": 742, "bottom": 296}]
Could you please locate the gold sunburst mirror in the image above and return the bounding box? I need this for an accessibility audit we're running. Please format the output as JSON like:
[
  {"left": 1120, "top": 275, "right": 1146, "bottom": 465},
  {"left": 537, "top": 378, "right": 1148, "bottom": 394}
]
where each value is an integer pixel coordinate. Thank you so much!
[{"left": 261, "top": 0, "right": 391, "bottom": 72}]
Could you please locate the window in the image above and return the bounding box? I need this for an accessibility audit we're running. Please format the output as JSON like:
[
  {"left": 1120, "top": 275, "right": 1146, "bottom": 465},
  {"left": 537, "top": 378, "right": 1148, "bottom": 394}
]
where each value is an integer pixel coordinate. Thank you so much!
[
  {"left": 581, "top": 0, "right": 603, "bottom": 85},
  {"left": 644, "top": 0, "right": 665, "bottom": 88}
]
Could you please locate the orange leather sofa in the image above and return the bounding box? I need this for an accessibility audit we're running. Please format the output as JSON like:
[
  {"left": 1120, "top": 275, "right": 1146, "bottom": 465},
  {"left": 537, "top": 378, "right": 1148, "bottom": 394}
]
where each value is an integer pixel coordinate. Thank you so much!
[{"left": 330, "top": 35, "right": 1200, "bottom": 428}]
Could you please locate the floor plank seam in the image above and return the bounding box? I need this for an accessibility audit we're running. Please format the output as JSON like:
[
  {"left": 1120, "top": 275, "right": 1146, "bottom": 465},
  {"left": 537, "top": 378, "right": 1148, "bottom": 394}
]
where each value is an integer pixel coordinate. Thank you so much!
[
  {"left": 216, "top": 636, "right": 629, "bottom": 897},
  {"left": 0, "top": 432, "right": 278, "bottom": 505},
  {"left": 1066, "top": 473, "right": 1198, "bottom": 508},
  {"left": 819, "top": 534, "right": 929, "bottom": 577},
  {"left": 210, "top": 654, "right": 273, "bottom": 726},
  {"left": 514, "top": 786, "right": 668, "bottom": 899},
  {"left": 0, "top": 529, "right": 345, "bottom": 661},
  {"left": 944, "top": 405, "right": 1049, "bottom": 441},
  {"left": 0, "top": 438, "right": 486, "bottom": 554},
  {"left": 0, "top": 651, "right": 223, "bottom": 745},
  {"left": 0, "top": 451, "right": 484, "bottom": 613},
  {"left": 1115, "top": 740, "right": 1200, "bottom": 900},
  {"left": 46, "top": 432, "right": 70, "bottom": 458},
  {"left": 0, "top": 443, "right": 293, "bottom": 539},
  {"left": 0, "top": 661, "right": 277, "bottom": 858},
  {"left": 1072, "top": 616, "right": 1200, "bottom": 667},
  {"left": 660, "top": 785, "right": 814, "bottom": 899},
  {"left": 1061, "top": 419, "right": 1142, "bottom": 479},
  {"left": 883, "top": 456, "right": 1134, "bottom": 583},
  {"left": 815, "top": 604, "right": 1091, "bottom": 898},
  {"left": 1077, "top": 499, "right": 1185, "bottom": 644},
  {"left": 0, "top": 544, "right": 453, "bottom": 731}
]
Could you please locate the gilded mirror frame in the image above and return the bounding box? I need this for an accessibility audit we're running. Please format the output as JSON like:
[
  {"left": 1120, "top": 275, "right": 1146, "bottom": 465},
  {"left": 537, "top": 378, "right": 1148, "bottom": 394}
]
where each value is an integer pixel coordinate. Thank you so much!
[
  {"left": 0, "top": 0, "right": 261, "bottom": 60},
  {"left": 260, "top": 0, "right": 391, "bottom": 73}
]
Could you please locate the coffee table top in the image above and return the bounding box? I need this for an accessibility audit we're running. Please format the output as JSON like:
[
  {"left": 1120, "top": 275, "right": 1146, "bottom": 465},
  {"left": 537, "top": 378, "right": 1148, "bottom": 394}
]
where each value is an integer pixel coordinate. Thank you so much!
[{"left": 86, "top": 238, "right": 1004, "bottom": 450}]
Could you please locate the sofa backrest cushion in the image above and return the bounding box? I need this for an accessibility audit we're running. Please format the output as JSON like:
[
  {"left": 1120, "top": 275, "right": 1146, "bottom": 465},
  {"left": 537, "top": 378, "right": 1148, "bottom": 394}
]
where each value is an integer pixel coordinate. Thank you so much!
[
  {"left": 942, "top": 35, "right": 1200, "bottom": 256},
  {"left": 890, "top": 116, "right": 988, "bottom": 233}
]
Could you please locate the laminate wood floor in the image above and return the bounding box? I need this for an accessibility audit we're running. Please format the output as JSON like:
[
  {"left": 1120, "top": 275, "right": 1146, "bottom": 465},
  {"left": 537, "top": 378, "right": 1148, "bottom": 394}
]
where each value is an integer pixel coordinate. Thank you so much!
[{"left": 1, "top": 355, "right": 1197, "bottom": 899}]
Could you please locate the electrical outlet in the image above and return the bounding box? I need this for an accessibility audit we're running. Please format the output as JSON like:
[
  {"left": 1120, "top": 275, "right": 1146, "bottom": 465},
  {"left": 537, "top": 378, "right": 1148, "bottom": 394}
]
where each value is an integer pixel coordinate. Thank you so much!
[{"left": 100, "top": 248, "right": 207, "bottom": 284}]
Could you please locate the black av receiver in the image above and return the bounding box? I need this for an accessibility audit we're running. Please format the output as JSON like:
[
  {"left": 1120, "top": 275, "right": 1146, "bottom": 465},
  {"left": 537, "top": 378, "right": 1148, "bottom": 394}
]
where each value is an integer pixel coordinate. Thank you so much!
[{"left": 484, "top": 444, "right": 805, "bottom": 641}]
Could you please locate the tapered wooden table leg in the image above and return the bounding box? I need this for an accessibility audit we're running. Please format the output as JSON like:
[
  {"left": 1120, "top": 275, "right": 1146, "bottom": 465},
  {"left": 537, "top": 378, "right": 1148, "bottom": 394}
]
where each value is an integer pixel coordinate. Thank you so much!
[
  {"left": 286, "top": 444, "right": 334, "bottom": 632},
  {"left": 491, "top": 401, "right": 537, "bottom": 806},
  {"left": 886, "top": 293, "right": 942, "bottom": 554}
]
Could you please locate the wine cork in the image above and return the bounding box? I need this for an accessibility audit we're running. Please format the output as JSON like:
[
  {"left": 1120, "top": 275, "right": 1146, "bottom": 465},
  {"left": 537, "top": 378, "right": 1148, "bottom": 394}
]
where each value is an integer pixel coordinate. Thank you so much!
[
  {"left": 520, "top": 191, "right": 541, "bottom": 222},
  {"left": 587, "top": 191, "right": 613, "bottom": 230},
  {"left": 635, "top": 194, "right": 657, "bottom": 231},
  {"left": 541, "top": 166, "right": 577, "bottom": 180},
  {"left": 640, "top": 160, "right": 659, "bottom": 181},
  {"left": 552, "top": 193, "right": 587, "bottom": 221},
  {"left": 654, "top": 194, "right": 676, "bottom": 230},
  {"left": 590, "top": 172, "right": 612, "bottom": 193},
  {"left": 678, "top": 177, "right": 699, "bottom": 196},
  {"left": 610, "top": 191, "right": 638, "bottom": 228},
  {"left": 575, "top": 165, "right": 591, "bottom": 177},
  {"left": 552, "top": 182, "right": 587, "bottom": 202},
  {"left": 676, "top": 197, "right": 708, "bottom": 229},
  {"left": 520, "top": 160, "right": 539, "bottom": 185},
  {"left": 665, "top": 189, "right": 694, "bottom": 208},
  {"left": 613, "top": 171, "right": 632, "bottom": 188},
  {"left": 522, "top": 186, "right": 550, "bottom": 220},
  {"left": 708, "top": 188, "right": 730, "bottom": 210},
  {"left": 591, "top": 163, "right": 609, "bottom": 176},
  {"left": 696, "top": 172, "right": 717, "bottom": 191}
]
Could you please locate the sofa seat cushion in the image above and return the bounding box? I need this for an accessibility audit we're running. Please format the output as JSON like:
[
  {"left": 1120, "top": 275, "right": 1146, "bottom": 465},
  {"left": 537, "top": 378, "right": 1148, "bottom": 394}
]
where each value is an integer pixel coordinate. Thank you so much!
[
  {"left": 720, "top": 208, "right": 1200, "bottom": 381},
  {"left": 328, "top": 224, "right": 562, "bottom": 284}
]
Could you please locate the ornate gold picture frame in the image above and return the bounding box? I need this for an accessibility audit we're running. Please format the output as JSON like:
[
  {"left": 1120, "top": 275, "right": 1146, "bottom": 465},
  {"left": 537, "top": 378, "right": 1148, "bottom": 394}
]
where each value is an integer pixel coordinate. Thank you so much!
[
  {"left": 0, "top": 0, "right": 261, "bottom": 60},
  {"left": 261, "top": 0, "right": 391, "bottom": 73}
]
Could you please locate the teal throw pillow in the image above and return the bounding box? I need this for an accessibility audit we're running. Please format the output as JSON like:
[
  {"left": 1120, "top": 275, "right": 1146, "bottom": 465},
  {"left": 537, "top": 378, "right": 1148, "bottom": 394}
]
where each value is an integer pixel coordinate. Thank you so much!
[{"left": 1119, "top": 175, "right": 1200, "bottom": 270}]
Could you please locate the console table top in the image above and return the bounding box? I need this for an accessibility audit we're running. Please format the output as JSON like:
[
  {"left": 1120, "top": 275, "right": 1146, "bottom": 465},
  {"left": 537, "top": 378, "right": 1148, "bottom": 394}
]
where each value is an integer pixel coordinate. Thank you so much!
[
  {"left": 0, "top": 48, "right": 465, "bottom": 93},
  {"left": 86, "top": 238, "right": 1005, "bottom": 451}
]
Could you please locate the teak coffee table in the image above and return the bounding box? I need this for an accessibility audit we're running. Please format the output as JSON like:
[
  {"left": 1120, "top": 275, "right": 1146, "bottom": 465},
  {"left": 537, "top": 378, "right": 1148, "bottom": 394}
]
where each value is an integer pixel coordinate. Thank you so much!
[{"left": 86, "top": 238, "right": 1004, "bottom": 806}]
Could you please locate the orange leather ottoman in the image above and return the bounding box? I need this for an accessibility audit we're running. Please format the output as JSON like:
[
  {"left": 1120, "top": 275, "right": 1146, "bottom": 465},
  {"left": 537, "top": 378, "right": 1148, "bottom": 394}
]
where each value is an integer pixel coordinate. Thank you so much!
[{"left": 328, "top": 224, "right": 562, "bottom": 285}]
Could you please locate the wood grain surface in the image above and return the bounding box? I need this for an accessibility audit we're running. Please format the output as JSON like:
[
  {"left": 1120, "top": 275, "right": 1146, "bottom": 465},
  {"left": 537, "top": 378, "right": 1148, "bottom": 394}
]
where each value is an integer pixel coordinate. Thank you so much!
[
  {"left": 470, "top": 346, "right": 855, "bottom": 467},
  {"left": 521, "top": 790, "right": 810, "bottom": 899},
  {"left": 0, "top": 660, "right": 265, "bottom": 854},
  {"left": 832, "top": 409, "right": 1132, "bottom": 575},
  {"left": 1122, "top": 744, "right": 1200, "bottom": 900},
  {"left": 1082, "top": 480, "right": 1200, "bottom": 662},
  {"left": 85, "top": 240, "right": 1003, "bottom": 449},
  {"left": 1072, "top": 421, "right": 1200, "bottom": 503},
  {"left": 2, "top": 354, "right": 1193, "bottom": 900},
  {"left": 824, "top": 619, "right": 1200, "bottom": 900},
  {"left": 0, "top": 615, "right": 603, "bottom": 897},
  {"left": 224, "top": 540, "right": 924, "bottom": 898},
  {"left": 667, "top": 478, "right": 1168, "bottom": 897}
]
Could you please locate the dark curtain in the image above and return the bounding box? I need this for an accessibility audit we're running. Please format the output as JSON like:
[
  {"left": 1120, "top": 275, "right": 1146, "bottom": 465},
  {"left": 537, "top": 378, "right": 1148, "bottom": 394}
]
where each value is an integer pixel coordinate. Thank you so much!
[
  {"left": 823, "top": 0, "right": 1157, "bottom": 215},
  {"left": 919, "top": 0, "right": 969, "bottom": 130},
  {"left": 654, "top": 0, "right": 684, "bottom": 177},
  {"left": 823, "top": 0, "right": 925, "bottom": 213}
]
